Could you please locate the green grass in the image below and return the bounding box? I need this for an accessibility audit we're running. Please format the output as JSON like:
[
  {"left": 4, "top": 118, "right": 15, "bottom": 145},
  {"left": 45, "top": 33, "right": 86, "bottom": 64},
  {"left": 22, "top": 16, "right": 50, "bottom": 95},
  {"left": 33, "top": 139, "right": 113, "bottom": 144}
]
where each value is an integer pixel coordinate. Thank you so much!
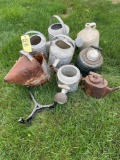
[{"left": 0, "top": 0, "right": 120, "bottom": 159}]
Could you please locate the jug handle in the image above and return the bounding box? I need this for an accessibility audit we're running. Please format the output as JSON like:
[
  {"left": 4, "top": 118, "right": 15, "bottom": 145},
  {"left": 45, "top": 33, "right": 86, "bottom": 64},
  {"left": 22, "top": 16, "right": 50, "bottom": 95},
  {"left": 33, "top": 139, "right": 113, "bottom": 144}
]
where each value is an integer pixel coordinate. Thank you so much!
[
  {"left": 51, "top": 34, "right": 75, "bottom": 49},
  {"left": 85, "top": 45, "right": 102, "bottom": 55},
  {"left": 90, "top": 45, "right": 103, "bottom": 51},
  {"left": 50, "top": 15, "right": 67, "bottom": 34},
  {"left": 24, "top": 30, "right": 46, "bottom": 40},
  {"left": 85, "top": 22, "right": 96, "bottom": 29}
]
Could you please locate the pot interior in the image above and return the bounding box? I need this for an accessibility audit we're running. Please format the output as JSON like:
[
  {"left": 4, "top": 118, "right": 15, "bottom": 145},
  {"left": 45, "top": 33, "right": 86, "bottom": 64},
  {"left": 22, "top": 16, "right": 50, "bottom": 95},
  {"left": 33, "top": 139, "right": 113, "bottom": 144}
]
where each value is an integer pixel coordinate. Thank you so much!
[
  {"left": 56, "top": 40, "right": 70, "bottom": 49},
  {"left": 61, "top": 66, "right": 77, "bottom": 77},
  {"left": 51, "top": 24, "right": 62, "bottom": 30},
  {"left": 30, "top": 36, "right": 41, "bottom": 45},
  {"left": 30, "top": 51, "right": 43, "bottom": 65},
  {"left": 34, "top": 55, "right": 43, "bottom": 64}
]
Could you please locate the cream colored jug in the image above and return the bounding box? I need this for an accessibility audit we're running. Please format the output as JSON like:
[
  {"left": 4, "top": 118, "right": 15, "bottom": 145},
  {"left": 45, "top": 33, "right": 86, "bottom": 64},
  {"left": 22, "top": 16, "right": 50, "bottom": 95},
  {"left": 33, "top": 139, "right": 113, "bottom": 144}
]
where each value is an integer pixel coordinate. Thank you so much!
[{"left": 77, "top": 22, "right": 99, "bottom": 49}]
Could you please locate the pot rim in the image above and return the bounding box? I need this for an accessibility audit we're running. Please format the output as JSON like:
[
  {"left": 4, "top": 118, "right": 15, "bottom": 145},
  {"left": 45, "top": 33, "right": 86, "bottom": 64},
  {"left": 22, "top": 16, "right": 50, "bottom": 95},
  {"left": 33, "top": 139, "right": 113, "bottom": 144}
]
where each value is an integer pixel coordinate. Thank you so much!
[{"left": 57, "top": 65, "right": 81, "bottom": 84}]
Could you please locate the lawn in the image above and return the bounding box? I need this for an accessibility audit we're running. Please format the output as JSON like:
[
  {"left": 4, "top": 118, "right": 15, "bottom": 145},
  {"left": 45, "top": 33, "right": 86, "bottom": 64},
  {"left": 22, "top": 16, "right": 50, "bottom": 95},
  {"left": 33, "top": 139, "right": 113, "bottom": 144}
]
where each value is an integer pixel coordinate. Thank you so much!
[{"left": 0, "top": 0, "right": 120, "bottom": 160}]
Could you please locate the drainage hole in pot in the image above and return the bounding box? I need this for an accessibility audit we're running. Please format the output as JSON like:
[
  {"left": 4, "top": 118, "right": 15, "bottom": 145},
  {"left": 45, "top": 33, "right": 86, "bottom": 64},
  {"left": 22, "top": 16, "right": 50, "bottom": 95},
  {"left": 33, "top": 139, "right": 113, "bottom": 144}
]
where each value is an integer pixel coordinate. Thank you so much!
[
  {"left": 56, "top": 40, "right": 70, "bottom": 49},
  {"left": 61, "top": 67, "right": 77, "bottom": 77},
  {"left": 30, "top": 36, "right": 41, "bottom": 45},
  {"left": 51, "top": 24, "right": 62, "bottom": 30}
]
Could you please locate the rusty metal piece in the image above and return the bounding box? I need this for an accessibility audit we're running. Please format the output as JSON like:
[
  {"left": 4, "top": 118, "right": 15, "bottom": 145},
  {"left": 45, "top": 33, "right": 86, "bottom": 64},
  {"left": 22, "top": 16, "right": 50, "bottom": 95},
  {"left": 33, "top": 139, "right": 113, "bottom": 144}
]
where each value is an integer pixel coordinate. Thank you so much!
[
  {"left": 4, "top": 51, "right": 50, "bottom": 86},
  {"left": 54, "top": 92, "right": 67, "bottom": 104},
  {"left": 82, "top": 71, "right": 120, "bottom": 98}
]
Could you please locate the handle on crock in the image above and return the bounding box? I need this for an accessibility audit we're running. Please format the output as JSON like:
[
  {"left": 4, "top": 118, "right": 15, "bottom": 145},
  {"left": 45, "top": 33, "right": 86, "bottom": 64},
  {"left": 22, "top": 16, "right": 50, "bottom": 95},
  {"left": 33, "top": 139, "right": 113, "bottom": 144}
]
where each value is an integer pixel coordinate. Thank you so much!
[
  {"left": 85, "top": 22, "right": 96, "bottom": 29},
  {"left": 58, "top": 84, "right": 70, "bottom": 90},
  {"left": 51, "top": 34, "right": 75, "bottom": 49},
  {"left": 58, "top": 84, "right": 70, "bottom": 94},
  {"left": 24, "top": 30, "right": 46, "bottom": 40},
  {"left": 50, "top": 15, "right": 67, "bottom": 34}
]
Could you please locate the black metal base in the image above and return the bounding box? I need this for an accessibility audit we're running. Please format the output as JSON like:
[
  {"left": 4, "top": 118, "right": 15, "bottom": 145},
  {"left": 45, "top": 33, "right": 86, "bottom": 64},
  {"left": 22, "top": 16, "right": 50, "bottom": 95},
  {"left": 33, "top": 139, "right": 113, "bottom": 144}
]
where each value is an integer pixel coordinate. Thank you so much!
[{"left": 18, "top": 86, "right": 57, "bottom": 124}]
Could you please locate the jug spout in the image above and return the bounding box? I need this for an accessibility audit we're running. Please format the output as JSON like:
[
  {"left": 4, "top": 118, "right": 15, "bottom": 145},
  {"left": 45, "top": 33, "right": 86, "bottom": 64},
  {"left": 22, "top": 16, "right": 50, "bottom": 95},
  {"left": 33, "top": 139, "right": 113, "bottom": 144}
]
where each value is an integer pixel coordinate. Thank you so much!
[{"left": 105, "top": 86, "right": 120, "bottom": 95}]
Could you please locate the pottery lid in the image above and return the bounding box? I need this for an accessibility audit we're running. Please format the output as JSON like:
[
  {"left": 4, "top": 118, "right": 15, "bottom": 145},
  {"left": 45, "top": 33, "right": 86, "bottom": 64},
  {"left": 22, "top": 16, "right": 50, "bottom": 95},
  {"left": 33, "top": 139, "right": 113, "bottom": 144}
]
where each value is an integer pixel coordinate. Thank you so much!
[
  {"left": 86, "top": 49, "right": 99, "bottom": 61},
  {"left": 86, "top": 72, "right": 108, "bottom": 87},
  {"left": 88, "top": 74, "right": 103, "bottom": 84}
]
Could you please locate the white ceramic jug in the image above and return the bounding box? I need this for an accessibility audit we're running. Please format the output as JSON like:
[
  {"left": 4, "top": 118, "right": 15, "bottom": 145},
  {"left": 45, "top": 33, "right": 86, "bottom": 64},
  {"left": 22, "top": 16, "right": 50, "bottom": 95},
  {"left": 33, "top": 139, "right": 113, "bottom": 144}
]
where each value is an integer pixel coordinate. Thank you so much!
[{"left": 77, "top": 22, "right": 99, "bottom": 49}]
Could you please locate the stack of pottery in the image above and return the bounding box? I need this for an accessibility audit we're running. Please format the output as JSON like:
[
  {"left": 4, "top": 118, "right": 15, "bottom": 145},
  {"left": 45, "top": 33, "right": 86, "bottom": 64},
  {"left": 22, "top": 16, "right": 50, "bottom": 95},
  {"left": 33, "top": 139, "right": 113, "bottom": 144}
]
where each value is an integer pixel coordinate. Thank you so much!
[{"left": 75, "top": 22, "right": 103, "bottom": 75}]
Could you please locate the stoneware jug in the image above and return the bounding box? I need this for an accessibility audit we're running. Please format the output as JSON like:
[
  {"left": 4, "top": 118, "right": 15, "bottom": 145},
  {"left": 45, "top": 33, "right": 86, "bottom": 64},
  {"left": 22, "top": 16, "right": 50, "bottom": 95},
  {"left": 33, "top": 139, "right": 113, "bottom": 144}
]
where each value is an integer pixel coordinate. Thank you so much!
[
  {"left": 49, "top": 34, "right": 75, "bottom": 69},
  {"left": 48, "top": 15, "right": 69, "bottom": 40},
  {"left": 57, "top": 65, "right": 81, "bottom": 93},
  {"left": 82, "top": 72, "right": 120, "bottom": 98},
  {"left": 25, "top": 30, "right": 49, "bottom": 56},
  {"left": 77, "top": 22, "right": 99, "bottom": 50}
]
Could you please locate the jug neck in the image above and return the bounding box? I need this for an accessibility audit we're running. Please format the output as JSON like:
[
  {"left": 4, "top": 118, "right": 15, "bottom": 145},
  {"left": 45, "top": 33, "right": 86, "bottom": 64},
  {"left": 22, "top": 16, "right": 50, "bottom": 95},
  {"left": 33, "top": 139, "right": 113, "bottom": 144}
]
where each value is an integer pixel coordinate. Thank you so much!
[{"left": 85, "top": 22, "right": 96, "bottom": 29}]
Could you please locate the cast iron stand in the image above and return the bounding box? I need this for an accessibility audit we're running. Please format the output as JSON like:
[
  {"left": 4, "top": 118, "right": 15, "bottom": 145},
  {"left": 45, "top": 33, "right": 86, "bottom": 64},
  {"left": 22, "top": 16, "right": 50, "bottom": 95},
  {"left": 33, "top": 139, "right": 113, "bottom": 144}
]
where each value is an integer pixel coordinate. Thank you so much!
[{"left": 18, "top": 86, "right": 57, "bottom": 124}]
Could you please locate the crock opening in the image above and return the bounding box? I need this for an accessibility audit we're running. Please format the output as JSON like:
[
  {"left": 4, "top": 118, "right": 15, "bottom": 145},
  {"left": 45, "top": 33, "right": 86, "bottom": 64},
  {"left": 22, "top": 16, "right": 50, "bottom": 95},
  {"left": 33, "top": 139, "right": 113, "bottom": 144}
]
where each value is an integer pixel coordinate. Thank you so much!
[{"left": 61, "top": 66, "right": 77, "bottom": 77}]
